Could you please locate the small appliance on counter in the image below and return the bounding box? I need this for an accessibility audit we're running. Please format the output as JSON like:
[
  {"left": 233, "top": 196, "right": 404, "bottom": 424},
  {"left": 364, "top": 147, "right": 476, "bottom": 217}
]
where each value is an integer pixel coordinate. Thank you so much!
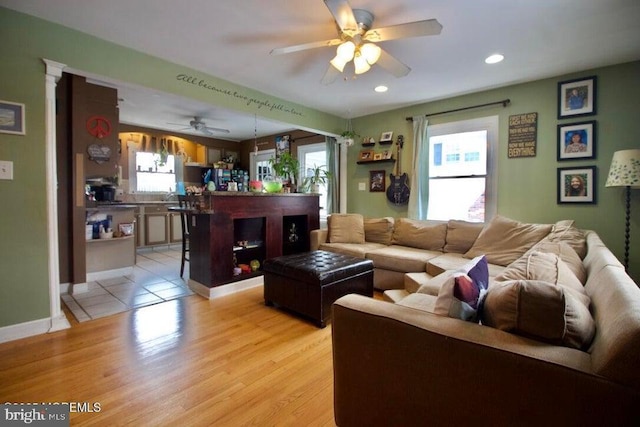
[{"left": 86, "top": 177, "right": 117, "bottom": 202}]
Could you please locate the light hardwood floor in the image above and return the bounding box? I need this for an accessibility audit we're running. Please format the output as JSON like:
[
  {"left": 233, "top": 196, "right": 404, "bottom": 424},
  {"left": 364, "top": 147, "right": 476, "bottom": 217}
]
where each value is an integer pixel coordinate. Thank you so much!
[{"left": 0, "top": 286, "right": 360, "bottom": 426}]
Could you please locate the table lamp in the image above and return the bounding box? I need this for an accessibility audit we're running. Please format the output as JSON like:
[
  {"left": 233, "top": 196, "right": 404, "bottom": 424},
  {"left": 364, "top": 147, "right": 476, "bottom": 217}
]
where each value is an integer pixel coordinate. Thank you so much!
[{"left": 605, "top": 149, "right": 640, "bottom": 270}]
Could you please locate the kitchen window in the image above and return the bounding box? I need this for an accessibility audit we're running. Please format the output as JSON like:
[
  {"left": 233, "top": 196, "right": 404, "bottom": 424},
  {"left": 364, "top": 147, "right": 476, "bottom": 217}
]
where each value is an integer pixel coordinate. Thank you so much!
[{"left": 134, "top": 152, "right": 177, "bottom": 193}]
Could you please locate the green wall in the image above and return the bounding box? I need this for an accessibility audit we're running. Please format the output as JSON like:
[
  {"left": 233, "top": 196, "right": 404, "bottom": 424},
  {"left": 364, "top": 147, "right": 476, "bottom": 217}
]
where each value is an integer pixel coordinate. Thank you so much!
[
  {"left": 0, "top": 8, "right": 343, "bottom": 328},
  {"left": 347, "top": 61, "right": 640, "bottom": 281}
]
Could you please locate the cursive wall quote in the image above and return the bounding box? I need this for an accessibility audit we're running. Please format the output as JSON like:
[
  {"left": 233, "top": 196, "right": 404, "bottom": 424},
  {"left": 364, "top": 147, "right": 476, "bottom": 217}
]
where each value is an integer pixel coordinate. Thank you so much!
[{"left": 176, "top": 74, "right": 304, "bottom": 117}]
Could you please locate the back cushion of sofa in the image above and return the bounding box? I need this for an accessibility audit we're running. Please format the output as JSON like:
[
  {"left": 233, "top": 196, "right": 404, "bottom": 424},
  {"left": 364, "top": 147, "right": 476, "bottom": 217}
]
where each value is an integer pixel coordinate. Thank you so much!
[
  {"left": 444, "top": 220, "right": 484, "bottom": 253},
  {"left": 364, "top": 217, "right": 395, "bottom": 245},
  {"left": 542, "top": 220, "right": 588, "bottom": 259},
  {"left": 328, "top": 214, "right": 365, "bottom": 244},
  {"left": 464, "top": 215, "right": 552, "bottom": 266},
  {"left": 392, "top": 218, "right": 447, "bottom": 251}
]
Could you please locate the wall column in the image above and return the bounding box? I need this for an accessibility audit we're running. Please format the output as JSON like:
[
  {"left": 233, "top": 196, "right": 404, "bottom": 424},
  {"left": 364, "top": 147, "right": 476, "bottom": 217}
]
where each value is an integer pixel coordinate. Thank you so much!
[{"left": 43, "top": 58, "right": 71, "bottom": 333}]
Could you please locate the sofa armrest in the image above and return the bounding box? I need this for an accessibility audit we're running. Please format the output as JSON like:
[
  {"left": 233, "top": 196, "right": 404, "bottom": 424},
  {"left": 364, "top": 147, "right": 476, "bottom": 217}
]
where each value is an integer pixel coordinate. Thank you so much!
[
  {"left": 310, "top": 229, "right": 328, "bottom": 251},
  {"left": 332, "top": 294, "right": 639, "bottom": 426}
]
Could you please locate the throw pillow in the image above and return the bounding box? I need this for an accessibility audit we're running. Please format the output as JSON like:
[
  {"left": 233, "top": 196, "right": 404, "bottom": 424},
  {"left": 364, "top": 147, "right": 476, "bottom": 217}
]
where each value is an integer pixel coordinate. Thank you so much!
[
  {"left": 481, "top": 280, "right": 596, "bottom": 350},
  {"left": 327, "top": 214, "right": 365, "bottom": 244},
  {"left": 392, "top": 218, "right": 447, "bottom": 251},
  {"left": 464, "top": 215, "right": 553, "bottom": 266},
  {"left": 443, "top": 220, "right": 484, "bottom": 253},
  {"left": 434, "top": 255, "right": 489, "bottom": 322},
  {"left": 363, "top": 217, "right": 395, "bottom": 245}
]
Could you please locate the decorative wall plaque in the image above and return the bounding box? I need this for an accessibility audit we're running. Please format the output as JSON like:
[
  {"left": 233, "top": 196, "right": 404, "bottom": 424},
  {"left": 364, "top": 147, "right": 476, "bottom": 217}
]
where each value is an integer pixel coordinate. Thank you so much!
[{"left": 87, "top": 144, "right": 111, "bottom": 164}]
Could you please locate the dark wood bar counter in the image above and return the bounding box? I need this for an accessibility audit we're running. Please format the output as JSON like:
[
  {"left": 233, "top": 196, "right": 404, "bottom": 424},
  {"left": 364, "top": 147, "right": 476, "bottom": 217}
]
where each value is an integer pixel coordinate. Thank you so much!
[{"left": 188, "top": 192, "right": 320, "bottom": 296}]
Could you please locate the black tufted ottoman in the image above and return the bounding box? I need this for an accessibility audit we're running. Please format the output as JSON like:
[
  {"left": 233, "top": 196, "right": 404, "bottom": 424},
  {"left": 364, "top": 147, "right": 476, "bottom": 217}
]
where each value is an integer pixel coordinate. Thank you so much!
[{"left": 263, "top": 250, "right": 374, "bottom": 328}]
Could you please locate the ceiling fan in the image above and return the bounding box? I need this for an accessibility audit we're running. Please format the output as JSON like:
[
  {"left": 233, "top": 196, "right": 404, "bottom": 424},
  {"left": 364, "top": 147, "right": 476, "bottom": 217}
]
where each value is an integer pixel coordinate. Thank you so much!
[
  {"left": 270, "top": 0, "right": 442, "bottom": 84},
  {"left": 167, "top": 116, "right": 230, "bottom": 136}
]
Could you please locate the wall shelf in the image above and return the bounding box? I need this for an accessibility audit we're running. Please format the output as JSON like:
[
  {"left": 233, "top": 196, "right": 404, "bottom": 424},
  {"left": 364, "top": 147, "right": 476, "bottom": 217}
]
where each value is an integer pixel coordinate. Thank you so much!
[
  {"left": 356, "top": 159, "right": 395, "bottom": 165},
  {"left": 361, "top": 142, "right": 375, "bottom": 147}
]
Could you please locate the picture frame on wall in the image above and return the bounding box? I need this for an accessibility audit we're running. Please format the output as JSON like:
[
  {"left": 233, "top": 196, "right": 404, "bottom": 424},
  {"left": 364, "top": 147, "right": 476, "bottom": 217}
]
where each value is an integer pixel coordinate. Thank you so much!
[
  {"left": 370, "top": 170, "right": 385, "bottom": 192},
  {"left": 557, "top": 76, "right": 597, "bottom": 119},
  {"left": 557, "top": 166, "right": 596, "bottom": 204},
  {"left": 380, "top": 131, "right": 393, "bottom": 142},
  {"left": 275, "top": 134, "right": 290, "bottom": 157},
  {"left": 0, "top": 100, "right": 25, "bottom": 135},
  {"left": 557, "top": 120, "right": 596, "bottom": 160}
]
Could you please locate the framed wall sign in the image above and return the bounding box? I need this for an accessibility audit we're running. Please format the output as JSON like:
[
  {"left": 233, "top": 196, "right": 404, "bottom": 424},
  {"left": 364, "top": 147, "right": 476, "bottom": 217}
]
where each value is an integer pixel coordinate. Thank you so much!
[
  {"left": 557, "top": 76, "right": 597, "bottom": 119},
  {"left": 370, "top": 170, "right": 385, "bottom": 192},
  {"left": 0, "top": 100, "right": 25, "bottom": 135},
  {"left": 557, "top": 120, "right": 596, "bottom": 160},
  {"left": 557, "top": 166, "right": 596, "bottom": 204}
]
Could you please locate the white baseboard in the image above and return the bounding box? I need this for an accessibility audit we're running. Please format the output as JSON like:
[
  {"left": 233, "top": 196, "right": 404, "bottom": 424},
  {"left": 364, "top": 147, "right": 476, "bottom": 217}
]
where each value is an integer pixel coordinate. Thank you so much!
[
  {"left": 189, "top": 276, "right": 264, "bottom": 300},
  {"left": 0, "top": 317, "right": 55, "bottom": 344},
  {"left": 86, "top": 267, "right": 134, "bottom": 283}
]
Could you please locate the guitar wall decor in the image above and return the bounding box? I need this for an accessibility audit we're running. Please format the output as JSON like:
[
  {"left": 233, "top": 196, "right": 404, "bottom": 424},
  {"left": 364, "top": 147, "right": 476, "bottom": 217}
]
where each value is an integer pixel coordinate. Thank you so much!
[{"left": 386, "top": 135, "right": 410, "bottom": 205}]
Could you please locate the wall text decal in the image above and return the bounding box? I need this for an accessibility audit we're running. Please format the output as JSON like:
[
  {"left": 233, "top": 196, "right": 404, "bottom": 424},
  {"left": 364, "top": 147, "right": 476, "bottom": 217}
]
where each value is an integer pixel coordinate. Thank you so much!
[{"left": 176, "top": 74, "right": 304, "bottom": 117}]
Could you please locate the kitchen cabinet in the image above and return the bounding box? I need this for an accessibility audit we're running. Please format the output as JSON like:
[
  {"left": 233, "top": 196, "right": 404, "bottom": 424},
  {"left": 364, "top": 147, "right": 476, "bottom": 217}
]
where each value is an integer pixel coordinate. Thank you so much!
[{"left": 136, "top": 203, "right": 182, "bottom": 247}]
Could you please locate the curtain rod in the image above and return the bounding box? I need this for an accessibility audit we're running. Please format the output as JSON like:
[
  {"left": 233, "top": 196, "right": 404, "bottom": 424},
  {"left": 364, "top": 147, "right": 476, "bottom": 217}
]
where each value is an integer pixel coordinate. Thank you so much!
[{"left": 405, "top": 99, "right": 511, "bottom": 121}]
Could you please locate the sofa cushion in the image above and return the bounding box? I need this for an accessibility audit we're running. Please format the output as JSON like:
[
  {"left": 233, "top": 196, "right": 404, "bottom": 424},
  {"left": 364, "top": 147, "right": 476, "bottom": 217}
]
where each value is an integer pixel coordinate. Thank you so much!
[
  {"left": 392, "top": 218, "right": 447, "bottom": 251},
  {"left": 495, "top": 251, "right": 590, "bottom": 308},
  {"left": 464, "top": 215, "right": 552, "bottom": 266},
  {"left": 427, "top": 252, "right": 507, "bottom": 278},
  {"left": 482, "top": 280, "right": 596, "bottom": 350},
  {"left": 443, "top": 220, "right": 484, "bottom": 253},
  {"left": 415, "top": 270, "right": 458, "bottom": 296},
  {"left": 328, "top": 214, "right": 365, "bottom": 244},
  {"left": 543, "top": 220, "right": 587, "bottom": 259},
  {"left": 434, "top": 256, "right": 489, "bottom": 322},
  {"left": 529, "top": 240, "right": 587, "bottom": 284},
  {"left": 364, "top": 217, "right": 394, "bottom": 245},
  {"left": 365, "top": 245, "right": 442, "bottom": 273},
  {"left": 318, "top": 242, "right": 386, "bottom": 259},
  {"left": 397, "top": 292, "right": 438, "bottom": 312}
]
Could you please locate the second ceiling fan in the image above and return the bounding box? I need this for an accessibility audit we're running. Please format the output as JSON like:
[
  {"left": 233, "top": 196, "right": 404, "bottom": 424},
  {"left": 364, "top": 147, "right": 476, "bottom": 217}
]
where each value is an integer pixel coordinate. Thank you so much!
[{"left": 271, "top": 0, "right": 443, "bottom": 84}]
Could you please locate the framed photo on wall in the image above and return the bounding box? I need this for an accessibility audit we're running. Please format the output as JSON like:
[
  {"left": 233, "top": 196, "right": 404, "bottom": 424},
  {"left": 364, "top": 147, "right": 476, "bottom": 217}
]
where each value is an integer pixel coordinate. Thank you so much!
[
  {"left": 380, "top": 131, "right": 393, "bottom": 142},
  {"left": 557, "top": 76, "right": 597, "bottom": 119},
  {"left": 358, "top": 149, "right": 374, "bottom": 161},
  {"left": 557, "top": 166, "right": 596, "bottom": 204},
  {"left": 557, "top": 120, "right": 596, "bottom": 160},
  {"left": 370, "top": 170, "right": 385, "bottom": 192},
  {"left": 275, "top": 134, "right": 290, "bottom": 157},
  {"left": 0, "top": 100, "right": 25, "bottom": 135}
]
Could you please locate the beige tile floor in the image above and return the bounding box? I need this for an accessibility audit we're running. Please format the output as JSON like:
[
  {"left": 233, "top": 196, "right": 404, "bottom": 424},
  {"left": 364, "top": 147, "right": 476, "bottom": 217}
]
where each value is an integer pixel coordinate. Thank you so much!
[{"left": 62, "top": 245, "right": 194, "bottom": 322}]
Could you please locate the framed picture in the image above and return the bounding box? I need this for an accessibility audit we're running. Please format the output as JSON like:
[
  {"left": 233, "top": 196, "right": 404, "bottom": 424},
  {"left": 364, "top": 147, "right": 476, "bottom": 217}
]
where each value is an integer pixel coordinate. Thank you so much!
[
  {"left": 370, "top": 170, "right": 385, "bottom": 192},
  {"left": 0, "top": 100, "right": 25, "bottom": 135},
  {"left": 118, "top": 222, "right": 134, "bottom": 236},
  {"left": 373, "top": 153, "right": 383, "bottom": 160},
  {"left": 358, "top": 149, "right": 374, "bottom": 161},
  {"left": 557, "top": 76, "right": 597, "bottom": 119},
  {"left": 557, "top": 166, "right": 596, "bottom": 204},
  {"left": 382, "top": 150, "right": 392, "bottom": 159},
  {"left": 275, "top": 134, "right": 290, "bottom": 157},
  {"left": 557, "top": 121, "right": 596, "bottom": 160},
  {"left": 380, "top": 131, "right": 393, "bottom": 142}
]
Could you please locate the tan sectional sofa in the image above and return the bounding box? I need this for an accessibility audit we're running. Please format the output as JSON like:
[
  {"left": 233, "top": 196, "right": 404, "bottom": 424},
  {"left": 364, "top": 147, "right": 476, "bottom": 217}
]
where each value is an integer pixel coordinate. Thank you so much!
[{"left": 331, "top": 225, "right": 640, "bottom": 425}]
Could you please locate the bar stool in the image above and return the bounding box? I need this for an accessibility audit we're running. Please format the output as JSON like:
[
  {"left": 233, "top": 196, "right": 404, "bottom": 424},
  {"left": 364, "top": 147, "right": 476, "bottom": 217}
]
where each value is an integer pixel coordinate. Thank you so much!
[{"left": 178, "top": 195, "right": 198, "bottom": 277}]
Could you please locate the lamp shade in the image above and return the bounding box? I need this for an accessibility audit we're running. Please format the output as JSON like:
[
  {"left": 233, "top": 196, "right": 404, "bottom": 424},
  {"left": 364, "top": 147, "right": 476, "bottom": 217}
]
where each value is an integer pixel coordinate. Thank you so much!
[{"left": 605, "top": 149, "right": 640, "bottom": 188}]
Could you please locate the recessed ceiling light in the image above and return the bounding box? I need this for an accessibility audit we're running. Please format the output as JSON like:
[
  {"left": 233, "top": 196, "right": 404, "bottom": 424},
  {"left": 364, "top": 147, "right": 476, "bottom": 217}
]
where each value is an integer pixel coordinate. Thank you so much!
[
  {"left": 485, "top": 54, "right": 504, "bottom": 64},
  {"left": 374, "top": 85, "right": 388, "bottom": 93}
]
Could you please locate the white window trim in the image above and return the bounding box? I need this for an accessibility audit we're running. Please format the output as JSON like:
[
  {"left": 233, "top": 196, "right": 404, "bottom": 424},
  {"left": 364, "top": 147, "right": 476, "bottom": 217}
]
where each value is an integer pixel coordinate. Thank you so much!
[{"left": 426, "top": 116, "right": 498, "bottom": 221}]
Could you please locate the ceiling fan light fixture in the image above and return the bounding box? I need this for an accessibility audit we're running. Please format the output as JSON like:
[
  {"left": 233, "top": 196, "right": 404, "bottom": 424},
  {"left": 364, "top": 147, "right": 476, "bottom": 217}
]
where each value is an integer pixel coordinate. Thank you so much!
[
  {"left": 336, "top": 40, "right": 356, "bottom": 61},
  {"left": 353, "top": 52, "right": 371, "bottom": 75},
  {"left": 361, "top": 43, "right": 381, "bottom": 65},
  {"left": 330, "top": 55, "right": 349, "bottom": 72}
]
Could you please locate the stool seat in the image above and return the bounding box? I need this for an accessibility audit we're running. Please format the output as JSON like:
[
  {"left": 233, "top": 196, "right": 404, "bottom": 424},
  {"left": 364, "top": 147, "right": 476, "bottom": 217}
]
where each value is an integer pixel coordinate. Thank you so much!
[{"left": 263, "top": 250, "right": 374, "bottom": 328}]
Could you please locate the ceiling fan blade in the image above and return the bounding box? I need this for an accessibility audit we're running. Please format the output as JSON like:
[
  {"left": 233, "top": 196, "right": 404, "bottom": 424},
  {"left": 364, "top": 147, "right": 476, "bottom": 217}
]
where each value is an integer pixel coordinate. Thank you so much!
[
  {"left": 321, "top": 64, "right": 342, "bottom": 85},
  {"left": 376, "top": 48, "right": 411, "bottom": 78},
  {"left": 205, "top": 126, "right": 230, "bottom": 134},
  {"left": 324, "top": 0, "right": 358, "bottom": 35},
  {"left": 271, "top": 38, "right": 342, "bottom": 55},
  {"left": 364, "top": 19, "right": 443, "bottom": 42}
]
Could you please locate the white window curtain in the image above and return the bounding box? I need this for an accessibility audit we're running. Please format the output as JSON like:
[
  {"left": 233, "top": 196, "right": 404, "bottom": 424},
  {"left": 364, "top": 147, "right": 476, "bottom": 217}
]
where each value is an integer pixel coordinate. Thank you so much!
[{"left": 408, "top": 116, "right": 429, "bottom": 219}]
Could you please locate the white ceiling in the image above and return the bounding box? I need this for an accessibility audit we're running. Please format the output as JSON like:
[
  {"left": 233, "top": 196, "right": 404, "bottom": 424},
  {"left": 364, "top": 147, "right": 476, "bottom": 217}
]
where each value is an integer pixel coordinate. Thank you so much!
[{"left": 2, "top": 0, "right": 640, "bottom": 141}]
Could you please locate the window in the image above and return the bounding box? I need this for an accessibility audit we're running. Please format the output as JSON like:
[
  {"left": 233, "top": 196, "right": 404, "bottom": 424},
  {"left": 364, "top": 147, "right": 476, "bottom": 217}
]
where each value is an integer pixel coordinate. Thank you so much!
[
  {"left": 426, "top": 116, "right": 498, "bottom": 222},
  {"left": 250, "top": 149, "right": 275, "bottom": 181},
  {"left": 298, "top": 143, "right": 329, "bottom": 219},
  {"left": 135, "top": 152, "right": 177, "bottom": 192}
]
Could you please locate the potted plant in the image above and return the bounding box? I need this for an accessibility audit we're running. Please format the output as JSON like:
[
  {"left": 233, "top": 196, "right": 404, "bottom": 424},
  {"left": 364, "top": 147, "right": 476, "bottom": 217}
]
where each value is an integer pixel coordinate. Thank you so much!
[
  {"left": 303, "top": 164, "right": 332, "bottom": 193},
  {"left": 268, "top": 152, "right": 300, "bottom": 191},
  {"left": 340, "top": 130, "right": 359, "bottom": 146}
]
